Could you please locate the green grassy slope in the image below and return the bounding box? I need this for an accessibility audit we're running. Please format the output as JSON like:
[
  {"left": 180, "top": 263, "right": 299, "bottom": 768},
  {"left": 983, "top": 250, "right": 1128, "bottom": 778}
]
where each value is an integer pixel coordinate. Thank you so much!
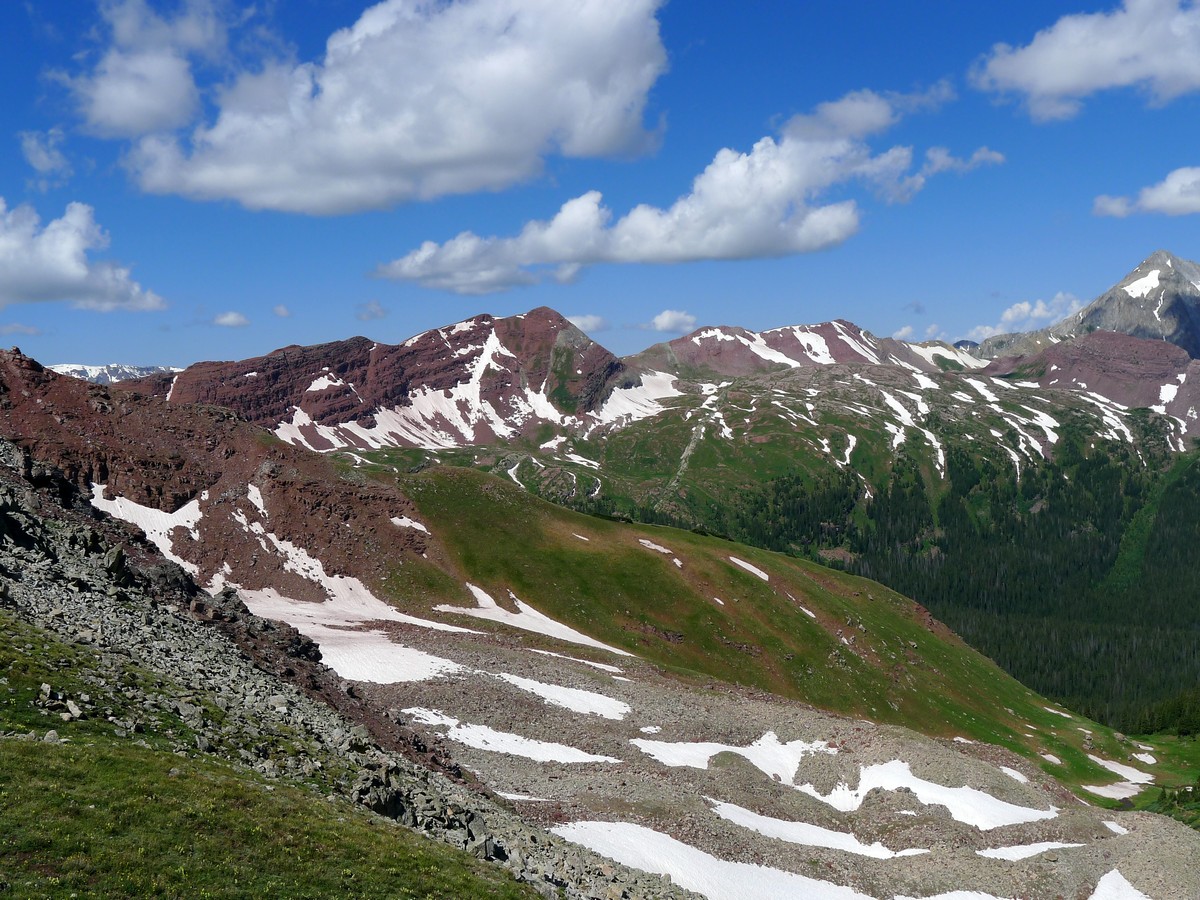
[
  {"left": 0, "top": 609, "right": 536, "bottom": 899},
  {"left": 353, "top": 461, "right": 1199, "bottom": 810}
]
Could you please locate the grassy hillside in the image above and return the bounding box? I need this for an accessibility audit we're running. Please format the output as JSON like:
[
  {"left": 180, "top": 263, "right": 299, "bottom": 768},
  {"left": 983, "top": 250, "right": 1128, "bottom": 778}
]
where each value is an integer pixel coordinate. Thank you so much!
[
  {"left": 374, "top": 391, "right": 1199, "bottom": 734},
  {"left": 349, "top": 459, "right": 1200, "bottom": 810},
  {"left": 0, "top": 609, "right": 536, "bottom": 899}
]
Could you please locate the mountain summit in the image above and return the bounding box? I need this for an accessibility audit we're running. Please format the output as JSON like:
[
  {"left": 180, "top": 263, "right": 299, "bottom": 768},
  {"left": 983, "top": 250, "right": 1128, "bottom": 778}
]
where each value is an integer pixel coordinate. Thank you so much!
[{"left": 979, "top": 249, "right": 1200, "bottom": 359}]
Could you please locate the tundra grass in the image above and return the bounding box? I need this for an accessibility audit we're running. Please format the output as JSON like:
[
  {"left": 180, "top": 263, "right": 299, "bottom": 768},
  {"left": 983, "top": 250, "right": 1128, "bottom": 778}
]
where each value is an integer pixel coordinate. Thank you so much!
[
  {"left": 0, "top": 610, "right": 538, "bottom": 899},
  {"left": 0, "top": 740, "right": 537, "bottom": 899}
]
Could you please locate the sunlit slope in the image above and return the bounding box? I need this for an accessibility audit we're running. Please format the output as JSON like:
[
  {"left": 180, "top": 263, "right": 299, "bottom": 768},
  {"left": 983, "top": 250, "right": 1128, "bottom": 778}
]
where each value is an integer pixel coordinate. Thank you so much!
[{"left": 364, "top": 465, "right": 1131, "bottom": 774}]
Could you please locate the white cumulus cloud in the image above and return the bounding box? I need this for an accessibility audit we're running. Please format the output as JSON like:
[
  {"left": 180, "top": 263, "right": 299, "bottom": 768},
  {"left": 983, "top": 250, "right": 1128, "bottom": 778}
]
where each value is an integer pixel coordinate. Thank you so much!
[
  {"left": 378, "top": 85, "right": 1000, "bottom": 293},
  {"left": 0, "top": 198, "right": 164, "bottom": 312},
  {"left": 61, "top": 0, "right": 226, "bottom": 138},
  {"left": 647, "top": 310, "right": 696, "bottom": 333},
  {"left": 1095, "top": 166, "right": 1200, "bottom": 216},
  {"left": 893, "top": 325, "right": 914, "bottom": 340},
  {"left": 117, "top": 0, "right": 668, "bottom": 214},
  {"left": 969, "top": 291, "right": 1082, "bottom": 341},
  {"left": 972, "top": 0, "right": 1200, "bottom": 120},
  {"left": 567, "top": 314, "right": 608, "bottom": 333},
  {"left": 213, "top": 311, "right": 249, "bottom": 327},
  {"left": 272, "top": 304, "right": 291, "bottom": 317}
]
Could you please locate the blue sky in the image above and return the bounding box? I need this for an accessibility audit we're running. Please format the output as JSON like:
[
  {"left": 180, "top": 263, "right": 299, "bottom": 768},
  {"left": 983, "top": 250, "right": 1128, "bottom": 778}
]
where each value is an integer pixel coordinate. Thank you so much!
[{"left": 1, "top": 0, "right": 1198, "bottom": 366}]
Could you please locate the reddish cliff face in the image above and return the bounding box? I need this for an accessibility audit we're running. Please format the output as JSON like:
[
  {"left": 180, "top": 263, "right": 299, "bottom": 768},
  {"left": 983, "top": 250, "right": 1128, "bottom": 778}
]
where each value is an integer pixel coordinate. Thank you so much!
[
  {"left": 985, "top": 331, "right": 1200, "bottom": 415},
  {"left": 627, "top": 319, "right": 976, "bottom": 378},
  {"left": 0, "top": 349, "right": 428, "bottom": 599},
  {"left": 121, "top": 307, "right": 626, "bottom": 451}
]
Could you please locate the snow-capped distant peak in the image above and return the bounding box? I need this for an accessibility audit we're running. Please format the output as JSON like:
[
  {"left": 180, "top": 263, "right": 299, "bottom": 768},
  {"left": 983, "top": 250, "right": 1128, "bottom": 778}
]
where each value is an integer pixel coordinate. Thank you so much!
[{"left": 50, "top": 363, "right": 182, "bottom": 385}]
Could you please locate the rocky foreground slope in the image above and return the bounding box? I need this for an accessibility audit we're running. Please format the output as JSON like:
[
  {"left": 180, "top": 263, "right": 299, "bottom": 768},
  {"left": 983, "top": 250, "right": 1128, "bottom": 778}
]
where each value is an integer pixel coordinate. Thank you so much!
[{"left": 4, "top": 351, "right": 1200, "bottom": 897}]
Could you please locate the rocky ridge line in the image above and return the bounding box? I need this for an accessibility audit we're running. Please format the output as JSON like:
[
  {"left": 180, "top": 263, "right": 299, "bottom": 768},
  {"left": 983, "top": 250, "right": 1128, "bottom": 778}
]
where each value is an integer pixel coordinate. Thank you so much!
[{"left": 0, "top": 439, "right": 693, "bottom": 900}]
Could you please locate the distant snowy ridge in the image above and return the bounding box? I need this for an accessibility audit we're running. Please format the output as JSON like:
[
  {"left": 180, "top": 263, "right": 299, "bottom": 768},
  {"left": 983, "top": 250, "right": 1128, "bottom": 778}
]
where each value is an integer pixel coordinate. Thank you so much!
[{"left": 51, "top": 363, "right": 181, "bottom": 384}]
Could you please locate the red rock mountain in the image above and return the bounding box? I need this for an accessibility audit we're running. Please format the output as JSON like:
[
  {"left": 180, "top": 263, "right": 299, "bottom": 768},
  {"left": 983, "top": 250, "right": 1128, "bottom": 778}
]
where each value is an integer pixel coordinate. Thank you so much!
[
  {"left": 0, "top": 349, "right": 428, "bottom": 602},
  {"left": 125, "top": 307, "right": 625, "bottom": 451},
  {"left": 626, "top": 319, "right": 982, "bottom": 378}
]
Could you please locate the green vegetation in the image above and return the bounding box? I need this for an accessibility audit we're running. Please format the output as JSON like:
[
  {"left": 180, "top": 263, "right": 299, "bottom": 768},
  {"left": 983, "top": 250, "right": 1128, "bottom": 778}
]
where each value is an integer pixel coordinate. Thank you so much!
[
  {"left": 0, "top": 610, "right": 536, "bottom": 899},
  {"left": 0, "top": 741, "right": 535, "bottom": 899},
  {"left": 416, "top": 405, "right": 1200, "bottom": 736}
]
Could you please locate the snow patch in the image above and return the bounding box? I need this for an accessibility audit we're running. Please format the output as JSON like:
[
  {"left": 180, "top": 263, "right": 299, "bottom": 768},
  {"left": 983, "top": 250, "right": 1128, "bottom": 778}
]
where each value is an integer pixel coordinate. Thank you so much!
[
  {"left": 494, "top": 673, "right": 630, "bottom": 720},
  {"left": 797, "top": 760, "right": 1058, "bottom": 830},
  {"left": 977, "top": 841, "right": 1083, "bottom": 861},
  {"left": 710, "top": 798, "right": 928, "bottom": 859},
  {"left": 728, "top": 556, "right": 769, "bottom": 581},
  {"left": 391, "top": 515, "right": 429, "bottom": 534},
  {"left": 1123, "top": 270, "right": 1161, "bottom": 299},
  {"left": 552, "top": 821, "right": 875, "bottom": 900},
  {"left": 436, "top": 584, "right": 633, "bottom": 656},
  {"left": 90, "top": 484, "right": 201, "bottom": 575},
  {"left": 1103, "top": 820, "right": 1129, "bottom": 835},
  {"left": 639, "top": 538, "right": 672, "bottom": 554},
  {"left": 404, "top": 708, "right": 620, "bottom": 763},
  {"left": 999, "top": 766, "right": 1029, "bottom": 784},
  {"left": 631, "top": 731, "right": 836, "bottom": 785},
  {"left": 1089, "top": 870, "right": 1152, "bottom": 899},
  {"left": 528, "top": 648, "right": 623, "bottom": 674}
]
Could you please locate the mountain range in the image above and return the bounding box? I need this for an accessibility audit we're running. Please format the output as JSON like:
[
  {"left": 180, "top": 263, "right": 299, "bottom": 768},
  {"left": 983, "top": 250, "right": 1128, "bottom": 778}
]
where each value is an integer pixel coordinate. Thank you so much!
[{"left": 8, "top": 250, "right": 1200, "bottom": 897}]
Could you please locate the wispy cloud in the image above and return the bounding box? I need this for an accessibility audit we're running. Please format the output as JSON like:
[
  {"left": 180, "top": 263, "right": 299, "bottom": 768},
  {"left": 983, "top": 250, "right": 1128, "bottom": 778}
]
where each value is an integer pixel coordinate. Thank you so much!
[
  {"left": 378, "top": 84, "right": 1001, "bottom": 294},
  {"left": 272, "top": 304, "right": 291, "bottom": 318},
  {"left": 19, "top": 127, "right": 73, "bottom": 190},
  {"left": 0, "top": 323, "right": 43, "bottom": 336},
  {"left": 356, "top": 300, "right": 387, "bottom": 321},
  {"left": 972, "top": 0, "right": 1200, "bottom": 120}
]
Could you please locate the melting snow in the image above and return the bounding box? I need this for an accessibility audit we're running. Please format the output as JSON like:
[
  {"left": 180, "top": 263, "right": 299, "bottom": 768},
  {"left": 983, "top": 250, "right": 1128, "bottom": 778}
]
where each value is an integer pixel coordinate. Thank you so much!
[
  {"left": 552, "top": 821, "right": 875, "bottom": 900},
  {"left": 1123, "top": 270, "right": 1161, "bottom": 299},
  {"left": 1131, "top": 752, "right": 1156, "bottom": 765},
  {"left": 587, "top": 372, "right": 682, "bottom": 431},
  {"left": 639, "top": 725, "right": 661, "bottom": 734},
  {"left": 540, "top": 435, "right": 567, "bottom": 450},
  {"left": 1041, "top": 753, "right": 1062, "bottom": 765},
  {"left": 246, "top": 484, "right": 267, "bottom": 516},
  {"left": 963, "top": 378, "right": 1000, "bottom": 403},
  {"left": 728, "top": 556, "right": 769, "bottom": 581},
  {"left": 912, "top": 372, "right": 938, "bottom": 391},
  {"left": 999, "top": 766, "right": 1029, "bottom": 784},
  {"left": 1089, "top": 870, "right": 1152, "bottom": 899},
  {"left": 90, "top": 484, "right": 202, "bottom": 575},
  {"left": 639, "top": 538, "right": 673, "bottom": 554},
  {"left": 564, "top": 452, "right": 600, "bottom": 470},
  {"left": 1082, "top": 755, "right": 1154, "bottom": 799},
  {"left": 1043, "top": 706, "right": 1073, "bottom": 718},
  {"left": 631, "top": 731, "right": 836, "bottom": 785},
  {"left": 436, "top": 584, "right": 633, "bottom": 656},
  {"left": 494, "top": 673, "right": 630, "bottom": 720},
  {"left": 306, "top": 373, "right": 345, "bottom": 392},
  {"left": 528, "top": 648, "right": 623, "bottom": 674},
  {"left": 710, "top": 799, "right": 929, "bottom": 859},
  {"left": 404, "top": 708, "right": 620, "bottom": 763},
  {"left": 391, "top": 515, "right": 429, "bottom": 533},
  {"left": 797, "top": 760, "right": 1058, "bottom": 830},
  {"left": 976, "top": 841, "right": 1083, "bottom": 861},
  {"left": 1103, "top": 820, "right": 1129, "bottom": 835},
  {"left": 297, "top": 624, "right": 464, "bottom": 683},
  {"left": 572, "top": 533, "right": 590, "bottom": 542}
]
